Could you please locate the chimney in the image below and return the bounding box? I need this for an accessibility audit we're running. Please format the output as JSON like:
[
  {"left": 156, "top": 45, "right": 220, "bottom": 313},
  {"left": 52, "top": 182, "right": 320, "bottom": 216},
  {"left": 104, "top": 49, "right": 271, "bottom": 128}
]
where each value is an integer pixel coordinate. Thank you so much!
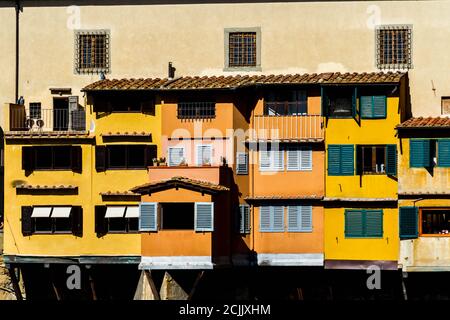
[{"left": 168, "top": 62, "right": 176, "bottom": 79}]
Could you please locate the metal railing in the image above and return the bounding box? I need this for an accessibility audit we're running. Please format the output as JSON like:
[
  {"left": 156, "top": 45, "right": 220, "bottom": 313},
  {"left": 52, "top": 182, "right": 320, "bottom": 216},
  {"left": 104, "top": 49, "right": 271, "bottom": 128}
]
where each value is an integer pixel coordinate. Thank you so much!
[
  {"left": 252, "top": 114, "right": 324, "bottom": 140},
  {"left": 9, "top": 108, "right": 86, "bottom": 132}
]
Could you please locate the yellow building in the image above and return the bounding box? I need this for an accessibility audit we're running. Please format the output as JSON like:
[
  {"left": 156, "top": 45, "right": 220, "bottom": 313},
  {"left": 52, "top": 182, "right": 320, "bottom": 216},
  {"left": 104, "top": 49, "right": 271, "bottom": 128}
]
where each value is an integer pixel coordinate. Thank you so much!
[{"left": 323, "top": 72, "right": 409, "bottom": 270}]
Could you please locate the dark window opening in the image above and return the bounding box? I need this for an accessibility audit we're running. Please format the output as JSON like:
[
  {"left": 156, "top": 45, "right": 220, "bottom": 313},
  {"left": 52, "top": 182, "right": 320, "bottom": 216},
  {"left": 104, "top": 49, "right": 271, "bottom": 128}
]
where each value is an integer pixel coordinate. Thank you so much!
[
  {"left": 161, "top": 203, "right": 195, "bottom": 230},
  {"left": 422, "top": 209, "right": 450, "bottom": 235},
  {"left": 53, "top": 146, "right": 72, "bottom": 169},
  {"left": 357, "top": 145, "right": 386, "bottom": 174},
  {"left": 108, "top": 146, "right": 127, "bottom": 168},
  {"left": 106, "top": 218, "right": 138, "bottom": 233},
  {"left": 177, "top": 102, "right": 216, "bottom": 119},
  {"left": 29, "top": 103, "right": 42, "bottom": 119},
  {"left": 105, "top": 145, "right": 150, "bottom": 170},
  {"left": 325, "top": 87, "right": 354, "bottom": 117},
  {"left": 33, "top": 218, "right": 72, "bottom": 234},
  {"left": 93, "top": 94, "right": 155, "bottom": 113},
  {"left": 229, "top": 32, "right": 257, "bottom": 67},
  {"left": 34, "top": 146, "right": 53, "bottom": 169},
  {"left": 32, "top": 146, "right": 75, "bottom": 170},
  {"left": 264, "top": 90, "right": 308, "bottom": 115}
]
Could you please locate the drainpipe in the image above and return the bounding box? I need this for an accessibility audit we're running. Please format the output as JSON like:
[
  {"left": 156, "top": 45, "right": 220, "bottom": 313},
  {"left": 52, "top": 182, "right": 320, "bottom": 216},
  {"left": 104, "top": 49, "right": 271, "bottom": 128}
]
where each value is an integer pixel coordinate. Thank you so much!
[{"left": 15, "top": 0, "right": 21, "bottom": 103}]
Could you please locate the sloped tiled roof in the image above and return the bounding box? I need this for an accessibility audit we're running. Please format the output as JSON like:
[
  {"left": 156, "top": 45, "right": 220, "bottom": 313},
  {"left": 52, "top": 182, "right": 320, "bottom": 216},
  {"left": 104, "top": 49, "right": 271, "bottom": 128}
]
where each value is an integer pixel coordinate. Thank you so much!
[
  {"left": 131, "top": 176, "right": 229, "bottom": 195},
  {"left": 245, "top": 195, "right": 323, "bottom": 201},
  {"left": 83, "top": 72, "right": 405, "bottom": 91},
  {"left": 15, "top": 184, "right": 78, "bottom": 190},
  {"left": 397, "top": 117, "right": 450, "bottom": 129}
]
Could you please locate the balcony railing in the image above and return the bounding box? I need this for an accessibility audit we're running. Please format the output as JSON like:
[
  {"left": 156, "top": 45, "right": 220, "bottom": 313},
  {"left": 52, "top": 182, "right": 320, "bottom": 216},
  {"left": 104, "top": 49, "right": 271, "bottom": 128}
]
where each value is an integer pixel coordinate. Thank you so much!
[
  {"left": 9, "top": 107, "right": 86, "bottom": 132},
  {"left": 251, "top": 114, "right": 324, "bottom": 141}
]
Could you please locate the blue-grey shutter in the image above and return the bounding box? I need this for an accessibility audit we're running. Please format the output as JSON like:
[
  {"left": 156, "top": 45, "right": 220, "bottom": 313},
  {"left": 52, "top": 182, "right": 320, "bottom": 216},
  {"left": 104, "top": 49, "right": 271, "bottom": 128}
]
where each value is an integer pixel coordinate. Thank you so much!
[
  {"left": 195, "top": 202, "right": 214, "bottom": 232},
  {"left": 273, "top": 150, "right": 284, "bottom": 171},
  {"left": 139, "top": 203, "right": 157, "bottom": 232},
  {"left": 386, "top": 144, "right": 397, "bottom": 176},
  {"left": 360, "top": 96, "right": 373, "bottom": 118},
  {"left": 287, "top": 206, "right": 300, "bottom": 232},
  {"left": 410, "top": 139, "right": 430, "bottom": 167},
  {"left": 259, "top": 151, "right": 271, "bottom": 171},
  {"left": 300, "top": 146, "right": 312, "bottom": 170},
  {"left": 300, "top": 206, "right": 313, "bottom": 232},
  {"left": 340, "top": 145, "right": 355, "bottom": 175},
  {"left": 373, "top": 96, "right": 387, "bottom": 118},
  {"left": 272, "top": 206, "right": 284, "bottom": 232},
  {"left": 239, "top": 204, "right": 250, "bottom": 234},
  {"left": 236, "top": 152, "right": 248, "bottom": 174},
  {"left": 168, "top": 147, "right": 184, "bottom": 166},
  {"left": 399, "top": 207, "right": 418, "bottom": 239},
  {"left": 260, "top": 206, "right": 271, "bottom": 232},
  {"left": 437, "top": 139, "right": 450, "bottom": 167},
  {"left": 287, "top": 148, "right": 300, "bottom": 171},
  {"left": 328, "top": 145, "right": 341, "bottom": 175},
  {"left": 365, "top": 210, "right": 383, "bottom": 237},
  {"left": 345, "top": 210, "right": 364, "bottom": 237}
]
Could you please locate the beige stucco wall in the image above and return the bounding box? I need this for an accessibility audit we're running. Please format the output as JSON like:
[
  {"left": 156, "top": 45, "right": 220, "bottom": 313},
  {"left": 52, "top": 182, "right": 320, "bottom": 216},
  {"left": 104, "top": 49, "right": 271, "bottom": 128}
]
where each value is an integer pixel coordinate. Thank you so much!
[{"left": 0, "top": 1, "right": 449, "bottom": 119}]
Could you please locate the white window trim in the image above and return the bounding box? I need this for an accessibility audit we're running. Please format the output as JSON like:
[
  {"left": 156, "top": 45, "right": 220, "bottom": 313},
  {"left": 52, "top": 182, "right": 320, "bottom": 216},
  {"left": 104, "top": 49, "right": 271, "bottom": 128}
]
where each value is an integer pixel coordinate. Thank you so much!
[
  {"left": 236, "top": 152, "right": 249, "bottom": 175},
  {"left": 259, "top": 150, "right": 284, "bottom": 172},
  {"left": 194, "top": 202, "right": 214, "bottom": 232},
  {"left": 139, "top": 202, "right": 158, "bottom": 232},
  {"left": 168, "top": 146, "right": 185, "bottom": 167}
]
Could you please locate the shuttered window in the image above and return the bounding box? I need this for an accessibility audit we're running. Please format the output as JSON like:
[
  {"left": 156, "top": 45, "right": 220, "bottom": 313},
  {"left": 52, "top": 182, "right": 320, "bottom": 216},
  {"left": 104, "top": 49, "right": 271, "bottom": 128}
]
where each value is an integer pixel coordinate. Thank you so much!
[
  {"left": 386, "top": 144, "right": 397, "bottom": 176},
  {"left": 399, "top": 206, "right": 418, "bottom": 239},
  {"left": 287, "top": 206, "right": 313, "bottom": 232},
  {"left": 168, "top": 147, "right": 185, "bottom": 166},
  {"left": 410, "top": 139, "right": 431, "bottom": 168},
  {"left": 196, "top": 144, "right": 212, "bottom": 166},
  {"left": 139, "top": 202, "right": 158, "bottom": 232},
  {"left": 360, "top": 96, "right": 387, "bottom": 119},
  {"left": 259, "top": 206, "right": 284, "bottom": 232},
  {"left": 345, "top": 209, "right": 383, "bottom": 238},
  {"left": 195, "top": 202, "right": 214, "bottom": 232},
  {"left": 328, "top": 145, "right": 354, "bottom": 176},
  {"left": 287, "top": 146, "right": 312, "bottom": 171},
  {"left": 236, "top": 152, "right": 248, "bottom": 175},
  {"left": 259, "top": 150, "right": 284, "bottom": 172},
  {"left": 239, "top": 204, "right": 251, "bottom": 234},
  {"left": 437, "top": 140, "right": 450, "bottom": 167}
]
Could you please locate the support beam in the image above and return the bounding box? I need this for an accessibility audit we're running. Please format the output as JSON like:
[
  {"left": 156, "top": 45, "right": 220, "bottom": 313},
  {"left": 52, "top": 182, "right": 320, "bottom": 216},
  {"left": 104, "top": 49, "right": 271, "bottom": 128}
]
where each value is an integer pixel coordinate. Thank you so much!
[
  {"left": 7, "top": 267, "right": 23, "bottom": 301},
  {"left": 188, "top": 270, "right": 204, "bottom": 300},
  {"left": 49, "top": 267, "right": 62, "bottom": 301},
  {"left": 145, "top": 270, "right": 160, "bottom": 300},
  {"left": 86, "top": 266, "right": 97, "bottom": 301}
]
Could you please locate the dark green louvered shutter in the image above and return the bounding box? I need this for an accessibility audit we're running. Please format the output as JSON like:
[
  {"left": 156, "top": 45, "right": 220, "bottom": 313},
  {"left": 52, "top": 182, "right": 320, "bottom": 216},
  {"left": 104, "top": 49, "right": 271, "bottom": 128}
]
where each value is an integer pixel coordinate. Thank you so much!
[
  {"left": 345, "top": 210, "right": 364, "bottom": 237},
  {"left": 352, "top": 87, "right": 360, "bottom": 124},
  {"left": 365, "top": 210, "right": 383, "bottom": 237},
  {"left": 399, "top": 207, "right": 418, "bottom": 239},
  {"left": 360, "top": 96, "right": 373, "bottom": 118},
  {"left": 410, "top": 139, "right": 431, "bottom": 167},
  {"left": 328, "top": 145, "right": 341, "bottom": 175},
  {"left": 340, "top": 145, "right": 355, "bottom": 175},
  {"left": 373, "top": 96, "right": 387, "bottom": 118},
  {"left": 386, "top": 144, "right": 397, "bottom": 176},
  {"left": 139, "top": 202, "right": 158, "bottom": 232},
  {"left": 437, "top": 140, "right": 450, "bottom": 167},
  {"left": 195, "top": 202, "right": 214, "bottom": 232}
]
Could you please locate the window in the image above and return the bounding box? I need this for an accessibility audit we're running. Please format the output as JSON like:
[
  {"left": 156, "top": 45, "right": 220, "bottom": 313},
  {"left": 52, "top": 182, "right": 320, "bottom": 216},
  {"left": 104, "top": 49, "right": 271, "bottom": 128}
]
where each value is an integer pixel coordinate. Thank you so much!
[
  {"left": 238, "top": 204, "right": 251, "bottom": 234},
  {"left": 95, "top": 145, "right": 156, "bottom": 171},
  {"left": 322, "top": 87, "right": 356, "bottom": 118},
  {"left": 196, "top": 144, "right": 212, "bottom": 166},
  {"left": 260, "top": 205, "right": 313, "bottom": 233},
  {"left": 287, "top": 206, "right": 313, "bottom": 232},
  {"left": 177, "top": 102, "right": 216, "bottom": 119},
  {"left": 260, "top": 206, "right": 284, "bottom": 232},
  {"left": 360, "top": 96, "right": 386, "bottom": 119},
  {"left": 22, "top": 146, "right": 82, "bottom": 172},
  {"left": 376, "top": 25, "right": 412, "bottom": 70},
  {"left": 327, "top": 145, "right": 354, "bottom": 176},
  {"left": 75, "top": 30, "right": 110, "bottom": 74},
  {"left": 161, "top": 203, "right": 195, "bottom": 230},
  {"left": 264, "top": 90, "right": 308, "bottom": 116},
  {"left": 21, "top": 206, "right": 82, "bottom": 236},
  {"left": 95, "top": 206, "right": 139, "bottom": 234},
  {"left": 421, "top": 209, "right": 450, "bottom": 235},
  {"left": 259, "top": 149, "right": 284, "bottom": 172},
  {"left": 410, "top": 139, "right": 435, "bottom": 168},
  {"left": 356, "top": 145, "right": 397, "bottom": 175},
  {"left": 224, "top": 28, "right": 261, "bottom": 70},
  {"left": 442, "top": 97, "right": 450, "bottom": 115},
  {"left": 399, "top": 207, "right": 418, "bottom": 239},
  {"left": 287, "top": 146, "right": 312, "bottom": 171},
  {"left": 29, "top": 103, "right": 41, "bottom": 119},
  {"left": 345, "top": 209, "right": 383, "bottom": 238},
  {"left": 168, "top": 147, "right": 185, "bottom": 167},
  {"left": 236, "top": 152, "right": 249, "bottom": 175},
  {"left": 437, "top": 140, "right": 450, "bottom": 167}
]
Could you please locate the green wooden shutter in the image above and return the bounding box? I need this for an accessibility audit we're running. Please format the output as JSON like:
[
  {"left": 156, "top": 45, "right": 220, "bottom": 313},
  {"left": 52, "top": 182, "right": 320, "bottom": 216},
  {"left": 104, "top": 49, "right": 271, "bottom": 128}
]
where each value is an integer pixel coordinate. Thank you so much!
[
  {"left": 365, "top": 210, "right": 383, "bottom": 237},
  {"left": 373, "top": 96, "right": 387, "bottom": 118},
  {"left": 360, "top": 96, "right": 373, "bottom": 118},
  {"left": 410, "top": 139, "right": 430, "bottom": 167},
  {"left": 345, "top": 210, "right": 364, "bottom": 237},
  {"left": 71, "top": 206, "right": 83, "bottom": 237},
  {"left": 386, "top": 144, "right": 397, "bottom": 176},
  {"left": 260, "top": 206, "right": 271, "bottom": 232},
  {"left": 195, "top": 202, "right": 214, "bottom": 232},
  {"left": 94, "top": 206, "right": 107, "bottom": 237},
  {"left": 95, "top": 146, "right": 107, "bottom": 172},
  {"left": 340, "top": 145, "right": 355, "bottom": 175},
  {"left": 328, "top": 145, "right": 341, "bottom": 175},
  {"left": 437, "top": 139, "right": 450, "bottom": 167},
  {"left": 399, "top": 207, "right": 418, "bottom": 239},
  {"left": 139, "top": 202, "right": 158, "bottom": 232},
  {"left": 71, "top": 146, "right": 83, "bottom": 173}
]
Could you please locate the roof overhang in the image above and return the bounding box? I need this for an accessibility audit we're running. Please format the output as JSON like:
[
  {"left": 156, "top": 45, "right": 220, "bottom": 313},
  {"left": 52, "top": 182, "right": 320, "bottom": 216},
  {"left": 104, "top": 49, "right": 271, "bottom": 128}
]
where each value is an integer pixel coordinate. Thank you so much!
[{"left": 131, "top": 177, "right": 229, "bottom": 195}]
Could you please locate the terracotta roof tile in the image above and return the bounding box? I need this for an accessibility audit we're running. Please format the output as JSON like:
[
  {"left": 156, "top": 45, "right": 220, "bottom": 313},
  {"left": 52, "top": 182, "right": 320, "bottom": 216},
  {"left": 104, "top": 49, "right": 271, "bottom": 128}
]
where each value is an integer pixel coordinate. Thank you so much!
[
  {"left": 100, "top": 191, "right": 140, "bottom": 196},
  {"left": 15, "top": 184, "right": 78, "bottom": 190},
  {"left": 131, "top": 176, "right": 229, "bottom": 194},
  {"left": 82, "top": 72, "right": 405, "bottom": 91},
  {"left": 245, "top": 195, "right": 323, "bottom": 201},
  {"left": 397, "top": 117, "right": 450, "bottom": 129},
  {"left": 101, "top": 131, "right": 152, "bottom": 137}
]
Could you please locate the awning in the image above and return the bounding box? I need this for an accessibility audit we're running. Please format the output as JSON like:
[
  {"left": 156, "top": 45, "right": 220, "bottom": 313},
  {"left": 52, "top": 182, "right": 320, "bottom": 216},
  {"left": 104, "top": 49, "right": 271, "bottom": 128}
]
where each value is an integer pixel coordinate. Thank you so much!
[
  {"left": 51, "top": 207, "right": 72, "bottom": 218},
  {"left": 125, "top": 206, "right": 139, "bottom": 218},
  {"left": 31, "top": 207, "right": 52, "bottom": 218},
  {"left": 105, "top": 206, "right": 126, "bottom": 218}
]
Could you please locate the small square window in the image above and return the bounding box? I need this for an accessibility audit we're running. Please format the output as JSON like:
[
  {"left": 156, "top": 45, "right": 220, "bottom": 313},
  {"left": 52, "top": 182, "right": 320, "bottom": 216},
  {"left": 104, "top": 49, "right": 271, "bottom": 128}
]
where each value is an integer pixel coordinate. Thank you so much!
[
  {"left": 29, "top": 103, "right": 41, "bottom": 119},
  {"left": 224, "top": 28, "right": 261, "bottom": 71},
  {"left": 75, "top": 30, "right": 110, "bottom": 74},
  {"left": 376, "top": 25, "right": 412, "bottom": 70},
  {"left": 442, "top": 97, "right": 450, "bottom": 115}
]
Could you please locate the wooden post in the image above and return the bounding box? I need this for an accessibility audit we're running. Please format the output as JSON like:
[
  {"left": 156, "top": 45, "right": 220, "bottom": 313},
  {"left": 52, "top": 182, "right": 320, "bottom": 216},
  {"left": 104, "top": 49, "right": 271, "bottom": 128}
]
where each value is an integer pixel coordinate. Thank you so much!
[
  {"left": 86, "top": 266, "right": 97, "bottom": 301},
  {"left": 7, "top": 266, "right": 23, "bottom": 301},
  {"left": 401, "top": 271, "right": 408, "bottom": 301},
  {"left": 49, "top": 266, "right": 61, "bottom": 301},
  {"left": 297, "top": 287, "right": 304, "bottom": 300},
  {"left": 188, "top": 270, "right": 204, "bottom": 300},
  {"left": 145, "top": 270, "right": 160, "bottom": 300}
]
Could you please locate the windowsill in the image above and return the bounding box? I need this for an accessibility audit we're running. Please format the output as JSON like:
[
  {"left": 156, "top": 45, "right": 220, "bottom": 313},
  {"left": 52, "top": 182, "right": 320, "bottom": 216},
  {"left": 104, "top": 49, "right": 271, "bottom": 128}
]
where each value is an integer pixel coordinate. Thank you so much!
[
  {"left": 32, "top": 232, "right": 73, "bottom": 235},
  {"left": 33, "top": 168, "right": 73, "bottom": 171},
  {"left": 326, "top": 115, "right": 354, "bottom": 119},
  {"left": 106, "top": 231, "right": 139, "bottom": 234},
  {"left": 344, "top": 236, "right": 383, "bottom": 239},
  {"left": 104, "top": 167, "right": 148, "bottom": 170},
  {"left": 420, "top": 234, "right": 450, "bottom": 237},
  {"left": 361, "top": 117, "right": 387, "bottom": 120},
  {"left": 223, "top": 66, "right": 262, "bottom": 72},
  {"left": 359, "top": 172, "right": 387, "bottom": 175}
]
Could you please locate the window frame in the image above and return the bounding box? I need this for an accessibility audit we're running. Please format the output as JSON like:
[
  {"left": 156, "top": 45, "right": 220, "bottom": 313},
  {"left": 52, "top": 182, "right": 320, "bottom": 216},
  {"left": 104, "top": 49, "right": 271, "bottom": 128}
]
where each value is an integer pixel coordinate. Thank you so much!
[
  {"left": 344, "top": 209, "right": 383, "bottom": 239},
  {"left": 168, "top": 146, "right": 186, "bottom": 167},
  {"left": 224, "top": 27, "right": 261, "bottom": 72},
  {"left": 31, "top": 206, "right": 75, "bottom": 235},
  {"left": 195, "top": 144, "right": 213, "bottom": 166},
  {"left": 419, "top": 207, "right": 450, "bottom": 237},
  {"left": 177, "top": 102, "right": 216, "bottom": 120},
  {"left": 31, "top": 146, "right": 76, "bottom": 171},
  {"left": 375, "top": 25, "right": 413, "bottom": 70},
  {"left": 74, "top": 29, "right": 111, "bottom": 74},
  {"left": 106, "top": 145, "right": 149, "bottom": 170},
  {"left": 259, "top": 149, "right": 284, "bottom": 172}
]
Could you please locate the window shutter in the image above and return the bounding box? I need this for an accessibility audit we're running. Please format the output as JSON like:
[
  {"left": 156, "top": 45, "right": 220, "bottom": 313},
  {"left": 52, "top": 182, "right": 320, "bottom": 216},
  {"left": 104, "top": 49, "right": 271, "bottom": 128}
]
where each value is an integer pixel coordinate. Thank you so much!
[
  {"left": 273, "top": 150, "right": 284, "bottom": 171},
  {"left": 259, "top": 151, "right": 271, "bottom": 171},
  {"left": 360, "top": 96, "right": 373, "bottom": 118},
  {"left": 195, "top": 202, "right": 214, "bottom": 232},
  {"left": 168, "top": 147, "right": 184, "bottom": 166},
  {"left": 386, "top": 144, "right": 397, "bottom": 176},
  {"left": 95, "top": 206, "right": 107, "bottom": 237},
  {"left": 300, "top": 206, "right": 313, "bottom": 232},
  {"left": 239, "top": 204, "right": 250, "bottom": 234},
  {"left": 259, "top": 206, "right": 271, "bottom": 232},
  {"left": 139, "top": 203, "right": 158, "bottom": 232},
  {"left": 21, "top": 206, "right": 33, "bottom": 236},
  {"left": 300, "top": 147, "right": 312, "bottom": 170},
  {"left": 236, "top": 152, "right": 248, "bottom": 175},
  {"left": 327, "top": 145, "right": 341, "bottom": 175},
  {"left": 22, "top": 147, "right": 35, "bottom": 172},
  {"left": 196, "top": 145, "right": 212, "bottom": 166},
  {"left": 71, "top": 206, "right": 83, "bottom": 237},
  {"left": 272, "top": 206, "right": 284, "bottom": 232},
  {"left": 95, "top": 146, "right": 107, "bottom": 172},
  {"left": 410, "top": 139, "right": 430, "bottom": 168},
  {"left": 365, "top": 210, "right": 383, "bottom": 237},
  {"left": 437, "top": 140, "right": 450, "bottom": 167},
  {"left": 373, "top": 96, "right": 387, "bottom": 118},
  {"left": 141, "top": 100, "right": 155, "bottom": 115},
  {"left": 340, "top": 145, "right": 355, "bottom": 175},
  {"left": 71, "top": 146, "right": 83, "bottom": 173},
  {"left": 287, "top": 148, "right": 300, "bottom": 171},
  {"left": 287, "top": 206, "right": 300, "bottom": 232},
  {"left": 145, "top": 145, "right": 157, "bottom": 167},
  {"left": 345, "top": 210, "right": 364, "bottom": 237},
  {"left": 399, "top": 207, "right": 418, "bottom": 239}
]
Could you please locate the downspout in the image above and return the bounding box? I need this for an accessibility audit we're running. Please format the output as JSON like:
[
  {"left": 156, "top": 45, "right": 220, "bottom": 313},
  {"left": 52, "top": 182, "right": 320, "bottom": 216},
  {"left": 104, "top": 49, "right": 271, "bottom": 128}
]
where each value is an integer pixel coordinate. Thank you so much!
[{"left": 15, "top": 0, "right": 21, "bottom": 103}]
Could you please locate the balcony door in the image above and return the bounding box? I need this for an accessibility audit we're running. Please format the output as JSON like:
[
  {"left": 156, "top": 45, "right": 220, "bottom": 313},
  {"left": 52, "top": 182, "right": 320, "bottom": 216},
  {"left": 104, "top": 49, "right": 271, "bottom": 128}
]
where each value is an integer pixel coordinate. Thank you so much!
[{"left": 53, "top": 97, "right": 69, "bottom": 131}]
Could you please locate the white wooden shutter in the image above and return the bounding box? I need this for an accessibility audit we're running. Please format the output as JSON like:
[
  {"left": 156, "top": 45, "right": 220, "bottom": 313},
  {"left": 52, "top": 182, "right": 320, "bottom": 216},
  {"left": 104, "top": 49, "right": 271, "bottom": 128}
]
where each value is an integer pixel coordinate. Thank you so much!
[
  {"left": 300, "top": 147, "right": 312, "bottom": 171},
  {"left": 300, "top": 205, "right": 313, "bottom": 232},
  {"left": 287, "top": 206, "right": 301, "bottom": 231},
  {"left": 196, "top": 145, "right": 212, "bottom": 166},
  {"left": 236, "top": 152, "right": 248, "bottom": 175},
  {"left": 287, "top": 148, "right": 300, "bottom": 171},
  {"left": 139, "top": 202, "right": 157, "bottom": 232},
  {"left": 239, "top": 204, "right": 250, "bottom": 234},
  {"left": 259, "top": 206, "right": 271, "bottom": 232},
  {"left": 272, "top": 206, "right": 285, "bottom": 231},
  {"left": 168, "top": 147, "right": 184, "bottom": 166},
  {"left": 259, "top": 151, "right": 271, "bottom": 171},
  {"left": 195, "top": 202, "right": 214, "bottom": 232},
  {"left": 272, "top": 150, "right": 284, "bottom": 171}
]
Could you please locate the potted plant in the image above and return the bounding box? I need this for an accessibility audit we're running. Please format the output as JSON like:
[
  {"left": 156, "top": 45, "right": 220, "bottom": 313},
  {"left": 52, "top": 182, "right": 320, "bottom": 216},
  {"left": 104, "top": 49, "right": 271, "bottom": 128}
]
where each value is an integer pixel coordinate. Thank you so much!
[
  {"left": 152, "top": 157, "right": 159, "bottom": 166},
  {"left": 179, "top": 157, "right": 188, "bottom": 166},
  {"left": 159, "top": 157, "right": 167, "bottom": 166}
]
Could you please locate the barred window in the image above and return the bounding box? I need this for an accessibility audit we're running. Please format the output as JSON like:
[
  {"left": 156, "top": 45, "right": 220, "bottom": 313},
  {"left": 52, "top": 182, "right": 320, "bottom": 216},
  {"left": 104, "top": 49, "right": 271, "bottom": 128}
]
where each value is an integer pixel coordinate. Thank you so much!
[
  {"left": 376, "top": 25, "right": 412, "bottom": 70},
  {"left": 229, "top": 32, "right": 257, "bottom": 67},
  {"left": 75, "top": 30, "right": 110, "bottom": 74},
  {"left": 29, "top": 102, "right": 41, "bottom": 119},
  {"left": 177, "top": 102, "right": 216, "bottom": 119}
]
